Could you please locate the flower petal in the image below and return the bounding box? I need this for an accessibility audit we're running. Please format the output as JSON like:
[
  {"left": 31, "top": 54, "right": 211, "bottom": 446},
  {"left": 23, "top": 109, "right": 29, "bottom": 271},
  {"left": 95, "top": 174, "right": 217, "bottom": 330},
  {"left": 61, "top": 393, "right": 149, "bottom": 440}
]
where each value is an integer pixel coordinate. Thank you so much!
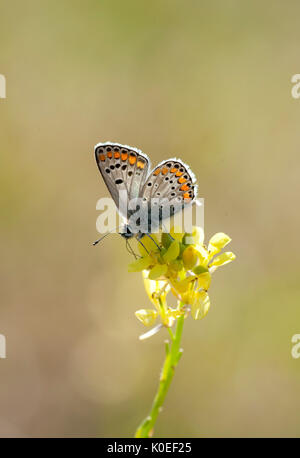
[
  {"left": 183, "top": 226, "right": 204, "bottom": 245},
  {"left": 143, "top": 273, "right": 170, "bottom": 307},
  {"left": 170, "top": 226, "right": 184, "bottom": 242},
  {"left": 208, "top": 232, "right": 231, "bottom": 254},
  {"left": 194, "top": 244, "right": 210, "bottom": 266},
  {"left": 191, "top": 291, "right": 210, "bottom": 320},
  {"left": 163, "top": 240, "right": 180, "bottom": 262},
  {"left": 128, "top": 256, "right": 153, "bottom": 272},
  {"left": 196, "top": 272, "right": 211, "bottom": 290},
  {"left": 148, "top": 264, "right": 168, "bottom": 280},
  {"left": 135, "top": 309, "right": 158, "bottom": 326},
  {"left": 210, "top": 251, "right": 236, "bottom": 267}
]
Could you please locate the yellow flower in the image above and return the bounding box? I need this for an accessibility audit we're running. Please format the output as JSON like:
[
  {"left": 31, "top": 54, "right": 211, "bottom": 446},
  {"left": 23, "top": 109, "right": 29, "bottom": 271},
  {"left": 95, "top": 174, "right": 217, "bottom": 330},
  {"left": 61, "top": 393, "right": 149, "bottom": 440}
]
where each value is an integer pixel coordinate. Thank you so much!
[{"left": 130, "top": 227, "right": 236, "bottom": 337}]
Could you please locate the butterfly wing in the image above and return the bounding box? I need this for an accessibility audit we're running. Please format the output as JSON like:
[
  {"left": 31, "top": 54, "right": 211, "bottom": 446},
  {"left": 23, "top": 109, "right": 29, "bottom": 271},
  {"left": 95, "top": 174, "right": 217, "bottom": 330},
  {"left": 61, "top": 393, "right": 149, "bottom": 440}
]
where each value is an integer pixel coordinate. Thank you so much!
[
  {"left": 95, "top": 142, "right": 150, "bottom": 218},
  {"left": 140, "top": 158, "right": 197, "bottom": 231}
]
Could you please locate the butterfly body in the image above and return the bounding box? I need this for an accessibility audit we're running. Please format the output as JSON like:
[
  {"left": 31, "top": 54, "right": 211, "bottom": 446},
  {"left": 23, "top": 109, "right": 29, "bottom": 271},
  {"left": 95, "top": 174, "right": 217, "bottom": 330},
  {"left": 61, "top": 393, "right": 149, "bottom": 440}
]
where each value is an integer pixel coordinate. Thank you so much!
[{"left": 95, "top": 142, "right": 197, "bottom": 238}]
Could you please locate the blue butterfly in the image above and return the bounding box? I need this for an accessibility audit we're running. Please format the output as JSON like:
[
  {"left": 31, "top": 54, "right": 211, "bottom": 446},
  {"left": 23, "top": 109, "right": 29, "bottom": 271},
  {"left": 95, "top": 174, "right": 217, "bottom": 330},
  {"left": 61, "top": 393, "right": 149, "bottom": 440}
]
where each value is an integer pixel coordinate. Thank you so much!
[{"left": 94, "top": 142, "right": 197, "bottom": 245}]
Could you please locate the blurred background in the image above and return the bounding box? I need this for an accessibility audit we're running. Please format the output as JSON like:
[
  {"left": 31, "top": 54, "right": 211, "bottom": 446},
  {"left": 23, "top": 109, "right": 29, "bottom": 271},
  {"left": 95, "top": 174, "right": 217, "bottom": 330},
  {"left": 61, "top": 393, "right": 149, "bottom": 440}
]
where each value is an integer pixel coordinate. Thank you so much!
[{"left": 0, "top": 0, "right": 300, "bottom": 438}]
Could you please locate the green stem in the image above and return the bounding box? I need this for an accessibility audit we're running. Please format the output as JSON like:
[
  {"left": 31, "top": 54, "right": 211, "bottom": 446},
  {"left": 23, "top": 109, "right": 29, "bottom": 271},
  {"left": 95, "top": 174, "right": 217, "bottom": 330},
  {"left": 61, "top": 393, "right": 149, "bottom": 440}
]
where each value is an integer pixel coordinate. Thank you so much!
[{"left": 134, "top": 312, "right": 185, "bottom": 438}]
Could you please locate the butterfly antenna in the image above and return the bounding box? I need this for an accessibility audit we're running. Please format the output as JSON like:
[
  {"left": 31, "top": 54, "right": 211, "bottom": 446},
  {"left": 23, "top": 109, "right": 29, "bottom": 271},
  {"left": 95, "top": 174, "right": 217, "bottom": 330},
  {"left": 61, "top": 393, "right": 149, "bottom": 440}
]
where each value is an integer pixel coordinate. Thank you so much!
[
  {"left": 92, "top": 233, "right": 112, "bottom": 246},
  {"left": 126, "top": 239, "right": 139, "bottom": 259},
  {"left": 92, "top": 225, "right": 123, "bottom": 246}
]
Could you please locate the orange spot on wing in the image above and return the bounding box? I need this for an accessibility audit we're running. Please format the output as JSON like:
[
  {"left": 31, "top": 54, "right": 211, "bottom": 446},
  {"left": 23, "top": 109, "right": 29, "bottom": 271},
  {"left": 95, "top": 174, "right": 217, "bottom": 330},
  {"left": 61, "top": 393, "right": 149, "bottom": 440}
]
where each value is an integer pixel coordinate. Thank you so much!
[
  {"left": 178, "top": 177, "right": 186, "bottom": 184},
  {"left": 154, "top": 168, "right": 161, "bottom": 176},
  {"left": 107, "top": 152, "right": 113, "bottom": 158},
  {"left": 180, "top": 184, "right": 190, "bottom": 191},
  {"left": 129, "top": 154, "right": 136, "bottom": 165},
  {"left": 162, "top": 167, "right": 169, "bottom": 175},
  {"left": 121, "top": 152, "right": 128, "bottom": 161},
  {"left": 99, "top": 154, "right": 106, "bottom": 161},
  {"left": 137, "top": 160, "right": 145, "bottom": 169},
  {"left": 183, "top": 192, "right": 190, "bottom": 199},
  {"left": 114, "top": 152, "right": 120, "bottom": 159},
  {"left": 176, "top": 171, "right": 184, "bottom": 177},
  {"left": 170, "top": 168, "right": 177, "bottom": 173}
]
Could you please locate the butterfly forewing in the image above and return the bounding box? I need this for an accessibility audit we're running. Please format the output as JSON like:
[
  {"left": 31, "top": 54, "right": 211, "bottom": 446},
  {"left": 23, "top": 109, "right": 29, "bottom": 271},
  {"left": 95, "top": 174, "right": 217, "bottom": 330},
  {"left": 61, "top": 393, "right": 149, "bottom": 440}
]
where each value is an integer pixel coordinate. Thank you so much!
[{"left": 95, "top": 142, "right": 150, "bottom": 218}]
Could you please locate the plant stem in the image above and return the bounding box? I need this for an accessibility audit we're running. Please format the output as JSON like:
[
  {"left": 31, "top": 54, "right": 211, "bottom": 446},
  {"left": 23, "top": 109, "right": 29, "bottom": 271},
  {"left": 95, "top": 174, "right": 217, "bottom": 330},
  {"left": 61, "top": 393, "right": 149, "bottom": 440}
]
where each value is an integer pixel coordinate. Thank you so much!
[{"left": 134, "top": 312, "right": 185, "bottom": 438}]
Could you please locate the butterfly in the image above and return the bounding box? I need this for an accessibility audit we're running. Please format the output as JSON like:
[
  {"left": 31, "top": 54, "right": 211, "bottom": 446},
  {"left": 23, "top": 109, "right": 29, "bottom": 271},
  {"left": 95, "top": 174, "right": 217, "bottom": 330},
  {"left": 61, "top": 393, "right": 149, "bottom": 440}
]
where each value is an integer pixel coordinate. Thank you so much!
[{"left": 94, "top": 142, "right": 197, "bottom": 244}]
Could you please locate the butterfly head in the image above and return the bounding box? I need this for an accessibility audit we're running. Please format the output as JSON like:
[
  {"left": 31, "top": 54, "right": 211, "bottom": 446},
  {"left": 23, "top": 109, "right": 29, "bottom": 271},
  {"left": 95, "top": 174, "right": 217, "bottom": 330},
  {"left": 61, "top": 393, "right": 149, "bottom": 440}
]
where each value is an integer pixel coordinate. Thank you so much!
[{"left": 119, "top": 224, "right": 135, "bottom": 239}]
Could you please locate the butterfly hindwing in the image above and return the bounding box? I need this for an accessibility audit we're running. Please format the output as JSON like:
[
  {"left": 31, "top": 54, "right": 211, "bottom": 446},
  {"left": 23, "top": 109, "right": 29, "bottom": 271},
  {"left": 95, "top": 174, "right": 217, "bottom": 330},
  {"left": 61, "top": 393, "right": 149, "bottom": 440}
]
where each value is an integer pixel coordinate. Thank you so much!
[
  {"left": 140, "top": 159, "right": 197, "bottom": 230},
  {"left": 95, "top": 142, "right": 150, "bottom": 218}
]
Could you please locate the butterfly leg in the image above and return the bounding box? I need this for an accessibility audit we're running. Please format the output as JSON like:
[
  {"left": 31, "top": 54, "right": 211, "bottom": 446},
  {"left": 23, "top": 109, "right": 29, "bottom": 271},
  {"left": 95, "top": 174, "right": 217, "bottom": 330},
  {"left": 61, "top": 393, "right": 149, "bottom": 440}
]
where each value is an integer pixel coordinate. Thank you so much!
[
  {"left": 136, "top": 237, "right": 150, "bottom": 254},
  {"left": 161, "top": 222, "right": 174, "bottom": 241},
  {"left": 126, "top": 239, "right": 140, "bottom": 259},
  {"left": 143, "top": 233, "right": 161, "bottom": 251}
]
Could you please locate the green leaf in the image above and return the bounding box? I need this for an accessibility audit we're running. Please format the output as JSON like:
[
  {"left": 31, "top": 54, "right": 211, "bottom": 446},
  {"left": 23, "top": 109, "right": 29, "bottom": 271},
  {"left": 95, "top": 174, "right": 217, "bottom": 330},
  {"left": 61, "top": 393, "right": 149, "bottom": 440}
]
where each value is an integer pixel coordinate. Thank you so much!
[
  {"left": 192, "top": 265, "right": 209, "bottom": 275},
  {"left": 128, "top": 256, "right": 153, "bottom": 272},
  {"left": 161, "top": 233, "right": 173, "bottom": 249},
  {"left": 163, "top": 240, "right": 180, "bottom": 262},
  {"left": 148, "top": 264, "right": 168, "bottom": 280}
]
